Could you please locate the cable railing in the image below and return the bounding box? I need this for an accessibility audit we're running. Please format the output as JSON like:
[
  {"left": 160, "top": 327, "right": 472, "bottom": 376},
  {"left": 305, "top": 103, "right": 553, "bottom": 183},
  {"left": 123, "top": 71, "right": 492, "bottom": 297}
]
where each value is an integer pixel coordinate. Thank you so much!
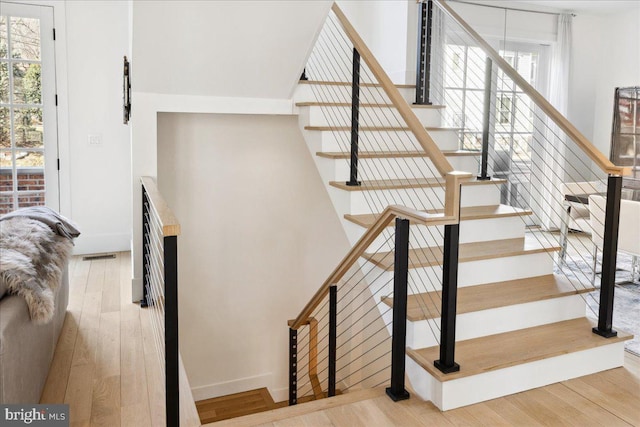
[
  {"left": 422, "top": 0, "right": 629, "bottom": 338},
  {"left": 141, "top": 177, "right": 196, "bottom": 427},
  {"left": 290, "top": 1, "right": 475, "bottom": 405}
]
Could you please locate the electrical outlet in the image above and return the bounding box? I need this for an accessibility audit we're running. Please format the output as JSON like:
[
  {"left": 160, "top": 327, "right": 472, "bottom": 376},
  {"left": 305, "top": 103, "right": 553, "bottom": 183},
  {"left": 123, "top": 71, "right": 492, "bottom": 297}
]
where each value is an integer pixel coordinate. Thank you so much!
[{"left": 88, "top": 134, "right": 102, "bottom": 146}]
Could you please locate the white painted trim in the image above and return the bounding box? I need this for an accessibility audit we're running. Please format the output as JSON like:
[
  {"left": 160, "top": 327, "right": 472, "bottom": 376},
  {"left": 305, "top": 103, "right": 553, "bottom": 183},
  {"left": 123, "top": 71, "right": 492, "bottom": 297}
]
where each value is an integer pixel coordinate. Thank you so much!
[
  {"left": 190, "top": 372, "right": 273, "bottom": 402},
  {"left": 73, "top": 232, "right": 131, "bottom": 256},
  {"left": 133, "top": 92, "right": 295, "bottom": 116}
]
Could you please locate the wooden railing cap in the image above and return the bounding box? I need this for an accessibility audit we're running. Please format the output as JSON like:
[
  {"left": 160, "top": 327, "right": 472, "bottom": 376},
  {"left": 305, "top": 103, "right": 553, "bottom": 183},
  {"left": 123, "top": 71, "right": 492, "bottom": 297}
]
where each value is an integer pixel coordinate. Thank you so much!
[{"left": 141, "top": 176, "right": 181, "bottom": 237}]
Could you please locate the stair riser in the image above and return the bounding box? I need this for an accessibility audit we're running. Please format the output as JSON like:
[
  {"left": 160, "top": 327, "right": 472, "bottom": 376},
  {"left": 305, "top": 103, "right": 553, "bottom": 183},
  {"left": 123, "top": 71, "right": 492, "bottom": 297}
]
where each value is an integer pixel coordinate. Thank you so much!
[
  {"left": 368, "top": 251, "right": 555, "bottom": 294},
  {"left": 303, "top": 127, "right": 461, "bottom": 153},
  {"left": 406, "top": 294, "right": 588, "bottom": 349},
  {"left": 294, "top": 83, "right": 416, "bottom": 105},
  {"left": 330, "top": 184, "right": 502, "bottom": 216},
  {"left": 325, "top": 156, "right": 479, "bottom": 181},
  {"left": 349, "top": 216, "right": 527, "bottom": 251},
  {"left": 406, "top": 342, "right": 626, "bottom": 411},
  {"left": 300, "top": 105, "right": 442, "bottom": 128}
]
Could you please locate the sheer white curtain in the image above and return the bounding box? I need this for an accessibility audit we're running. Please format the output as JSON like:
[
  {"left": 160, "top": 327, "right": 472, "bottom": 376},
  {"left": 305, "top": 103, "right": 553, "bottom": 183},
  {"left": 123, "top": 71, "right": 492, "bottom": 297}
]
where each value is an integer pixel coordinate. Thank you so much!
[{"left": 535, "top": 13, "right": 572, "bottom": 230}]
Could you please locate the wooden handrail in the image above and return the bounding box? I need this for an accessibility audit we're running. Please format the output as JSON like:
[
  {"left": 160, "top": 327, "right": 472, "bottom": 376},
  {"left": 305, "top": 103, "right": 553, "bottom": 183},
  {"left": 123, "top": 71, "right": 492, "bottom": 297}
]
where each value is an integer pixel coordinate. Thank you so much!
[
  {"left": 432, "top": 0, "right": 629, "bottom": 177},
  {"left": 291, "top": 203, "right": 458, "bottom": 330},
  {"left": 331, "top": 3, "right": 454, "bottom": 177},
  {"left": 141, "top": 176, "right": 181, "bottom": 237}
]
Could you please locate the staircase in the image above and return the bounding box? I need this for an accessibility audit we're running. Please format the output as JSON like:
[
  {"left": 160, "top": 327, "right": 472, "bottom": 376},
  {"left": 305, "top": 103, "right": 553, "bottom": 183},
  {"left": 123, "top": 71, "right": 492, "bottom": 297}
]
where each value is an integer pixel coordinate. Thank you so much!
[
  {"left": 293, "top": 79, "right": 630, "bottom": 410},
  {"left": 287, "top": 1, "right": 631, "bottom": 412}
]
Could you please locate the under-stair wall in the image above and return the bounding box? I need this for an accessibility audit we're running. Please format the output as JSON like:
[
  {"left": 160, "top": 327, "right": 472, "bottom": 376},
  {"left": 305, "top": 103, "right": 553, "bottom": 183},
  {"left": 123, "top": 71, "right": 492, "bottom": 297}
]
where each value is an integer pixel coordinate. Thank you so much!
[{"left": 156, "top": 113, "right": 351, "bottom": 402}]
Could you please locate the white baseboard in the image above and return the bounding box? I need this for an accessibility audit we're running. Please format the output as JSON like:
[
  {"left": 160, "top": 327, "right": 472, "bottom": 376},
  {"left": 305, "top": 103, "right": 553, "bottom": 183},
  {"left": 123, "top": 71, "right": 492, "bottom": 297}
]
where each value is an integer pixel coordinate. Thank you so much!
[
  {"left": 191, "top": 373, "right": 273, "bottom": 402},
  {"left": 72, "top": 232, "right": 130, "bottom": 256}
]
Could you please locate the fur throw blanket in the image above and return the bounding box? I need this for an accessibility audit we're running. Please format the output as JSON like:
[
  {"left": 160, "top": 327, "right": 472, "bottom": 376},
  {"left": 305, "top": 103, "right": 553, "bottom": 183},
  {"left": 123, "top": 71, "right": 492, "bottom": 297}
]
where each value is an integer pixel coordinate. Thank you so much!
[{"left": 0, "top": 217, "right": 75, "bottom": 324}]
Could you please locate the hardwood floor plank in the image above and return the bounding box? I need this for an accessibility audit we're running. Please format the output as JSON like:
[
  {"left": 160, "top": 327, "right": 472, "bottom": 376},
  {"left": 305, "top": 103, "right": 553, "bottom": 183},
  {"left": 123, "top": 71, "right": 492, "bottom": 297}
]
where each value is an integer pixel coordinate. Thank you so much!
[
  {"left": 120, "top": 403, "right": 152, "bottom": 427},
  {"left": 561, "top": 367, "right": 640, "bottom": 426},
  {"left": 94, "top": 311, "right": 121, "bottom": 379},
  {"left": 90, "top": 375, "right": 121, "bottom": 427},
  {"left": 101, "top": 255, "right": 121, "bottom": 313},
  {"left": 40, "top": 349, "right": 74, "bottom": 404},
  {"left": 64, "top": 363, "right": 95, "bottom": 425}
]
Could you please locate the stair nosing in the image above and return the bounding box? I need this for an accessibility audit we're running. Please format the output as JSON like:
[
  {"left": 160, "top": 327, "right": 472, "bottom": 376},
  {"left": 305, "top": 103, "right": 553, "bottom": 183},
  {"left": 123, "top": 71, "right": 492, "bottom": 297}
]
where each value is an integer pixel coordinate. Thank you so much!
[
  {"left": 299, "top": 80, "right": 415, "bottom": 89},
  {"left": 296, "top": 101, "right": 446, "bottom": 109},
  {"left": 345, "top": 204, "right": 532, "bottom": 228},
  {"left": 329, "top": 177, "right": 505, "bottom": 191},
  {"left": 316, "top": 150, "right": 480, "bottom": 159},
  {"left": 406, "top": 318, "right": 631, "bottom": 382},
  {"left": 363, "top": 237, "right": 560, "bottom": 271},
  {"left": 305, "top": 125, "right": 461, "bottom": 132},
  {"left": 381, "top": 274, "right": 595, "bottom": 322}
]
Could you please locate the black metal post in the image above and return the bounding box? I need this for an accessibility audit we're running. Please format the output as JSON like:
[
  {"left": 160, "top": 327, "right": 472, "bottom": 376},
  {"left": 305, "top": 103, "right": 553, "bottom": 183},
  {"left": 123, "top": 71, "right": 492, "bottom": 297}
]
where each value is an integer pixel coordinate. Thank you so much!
[
  {"left": 386, "top": 218, "right": 411, "bottom": 402},
  {"left": 164, "top": 235, "right": 179, "bottom": 427},
  {"left": 141, "top": 187, "right": 149, "bottom": 308},
  {"left": 415, "top": 0, "right": 433, "bottom": 105},
  {"left": 347, "top": 48, "right": 361, "bottom": 186},
  {"left": 300, "top": 68, "right": 308, "bottom": 81},
  {"left": 328, "top": 286, "right": 337, "bottom": 397},
  {"left": 478, "top": 57, "right": 492, "bottom": 181},
  {"left": 289, "top": 328, "right": 298, "bottom": 405},
  {"left": 593, "top": 175, "right": 622, "bottom": 338},
  {"left": 434, "top": 224, "right": 461, "bottom": 373}
]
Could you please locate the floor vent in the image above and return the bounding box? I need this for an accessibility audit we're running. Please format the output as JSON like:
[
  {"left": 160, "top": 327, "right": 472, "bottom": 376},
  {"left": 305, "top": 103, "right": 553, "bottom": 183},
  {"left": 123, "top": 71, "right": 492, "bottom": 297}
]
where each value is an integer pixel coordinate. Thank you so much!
[{"left": 82, "top": 253, "right": 116, "bottom": 261}]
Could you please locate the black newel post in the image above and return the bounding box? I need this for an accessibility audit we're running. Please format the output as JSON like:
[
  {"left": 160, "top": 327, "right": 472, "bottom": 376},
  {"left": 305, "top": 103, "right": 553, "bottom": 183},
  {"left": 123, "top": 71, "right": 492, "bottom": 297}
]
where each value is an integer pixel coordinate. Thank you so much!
[
  {"left": 434, "top": 223, "right": 461, "bottom": 374},
  {"left": 141, "top": 187, "right": 149, "bottom": 307},
  {"left": 328, "top": 285, "right": 337, "bottom": 397},
  {"left": 164, "top": 236, "right": 179, "bottom": 427},
  {"left": 347, "top": 48, "right": 362, "bottom": 186},
  {"left": 593, "top": 175, "right": 622, "bottom": 338},
  {"left": 415, "top": 0, "right": 433, "bottom": 105},
  {"left": 386, "top": 218, "right": 411, "bottom": 402},
  {"left": 289, "top": 328, "right": 298, "bottom": 405},
  {"left": 478, "top": 57, "right": 492, "bottom": 181}
]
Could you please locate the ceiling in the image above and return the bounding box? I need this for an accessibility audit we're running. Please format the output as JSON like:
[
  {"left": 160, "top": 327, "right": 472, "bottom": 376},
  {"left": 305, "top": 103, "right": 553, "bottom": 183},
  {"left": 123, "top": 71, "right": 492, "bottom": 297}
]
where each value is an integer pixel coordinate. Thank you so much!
[{"left": 510, "top": 0, "right": 640, "bottom": 14}]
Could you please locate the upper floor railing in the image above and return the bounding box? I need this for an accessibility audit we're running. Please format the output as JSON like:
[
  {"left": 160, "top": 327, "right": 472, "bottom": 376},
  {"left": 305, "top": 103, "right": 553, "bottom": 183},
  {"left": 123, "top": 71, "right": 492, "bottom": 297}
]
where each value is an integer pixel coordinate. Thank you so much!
[{"left": 141, "top": 177, "right": 199, "bottom": 427}]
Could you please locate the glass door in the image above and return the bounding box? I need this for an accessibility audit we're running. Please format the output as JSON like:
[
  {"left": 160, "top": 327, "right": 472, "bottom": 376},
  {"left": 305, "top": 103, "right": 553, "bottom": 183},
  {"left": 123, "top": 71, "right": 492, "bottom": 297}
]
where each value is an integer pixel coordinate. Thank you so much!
[{"left": 0, "top": 3, "right": 58, "bottom": 214}]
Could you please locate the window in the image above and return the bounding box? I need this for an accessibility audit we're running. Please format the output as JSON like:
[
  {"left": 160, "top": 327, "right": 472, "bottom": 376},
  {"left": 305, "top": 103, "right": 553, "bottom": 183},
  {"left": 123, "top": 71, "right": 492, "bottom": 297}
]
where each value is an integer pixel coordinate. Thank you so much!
[
  {"left": 0, "top": 4, "right": 57, "bottom": 214},
  {"left": 441, "top": 40, "right": 549, "bottom": 209}
]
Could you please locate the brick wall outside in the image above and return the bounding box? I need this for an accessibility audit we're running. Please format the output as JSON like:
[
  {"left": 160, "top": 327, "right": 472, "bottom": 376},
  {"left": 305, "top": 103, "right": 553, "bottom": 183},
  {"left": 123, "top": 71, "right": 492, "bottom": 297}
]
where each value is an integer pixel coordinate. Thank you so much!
[{"left": 0, "top": 170, "right": 45, "bottom": 215}]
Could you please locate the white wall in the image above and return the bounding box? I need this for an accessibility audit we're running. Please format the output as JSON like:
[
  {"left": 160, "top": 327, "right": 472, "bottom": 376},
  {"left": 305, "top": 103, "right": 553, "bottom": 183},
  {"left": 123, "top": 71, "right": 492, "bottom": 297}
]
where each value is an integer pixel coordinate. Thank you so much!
[
  {"left": 337, "top": 0, "right": 415, "bottom": 84},
  {"left": 131, "top": 0, "right": 331, "bottom": 99},
  {"left": 157, "top": 113, "right": 350, "bottom": 401},
  {"left": 64, "top": 1, "right": 131, "bottom": 253}
]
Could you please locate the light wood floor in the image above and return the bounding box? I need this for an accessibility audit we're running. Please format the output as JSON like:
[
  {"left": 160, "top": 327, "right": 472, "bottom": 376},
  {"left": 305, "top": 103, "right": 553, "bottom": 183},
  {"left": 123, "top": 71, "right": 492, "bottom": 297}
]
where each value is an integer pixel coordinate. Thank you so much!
[
  {"left": 42, "top": 251, "right": 639, "bottom": 427},
  {"left": 39, "top": 252, "right": 200, "bottom": 427},
  {"left": 208, "top": 354, "right": 640, "bottom": 426}
]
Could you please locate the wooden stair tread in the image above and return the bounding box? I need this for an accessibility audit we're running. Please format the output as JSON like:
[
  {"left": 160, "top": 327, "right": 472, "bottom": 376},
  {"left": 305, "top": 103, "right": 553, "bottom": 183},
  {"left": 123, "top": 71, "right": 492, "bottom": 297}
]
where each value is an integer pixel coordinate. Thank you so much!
[
  {"left": 330, "top": 177, "right": 505, "bottom": 191},
  {"left": 382, "top": 274, "right": 594, "bottom": 322},
  {"left": 305, "top": 125, "right": 461, "bottom": 131},
  {"left": 299, "top": 80, "right": 415, "bottom": 88},
  {"left": 204, "top": 388, "right": 383, "bottom": 427},
  {"left": 196, "top": 387, "right": 277, "bottom": 424},
  {"left": 316, "top": 150, "right": 479, "bottom": 159},
  {"left": 406, "top": 318, "right": 631, "bottom": 382},
  {"left": 364, "top": 236, "right": 560, "bottom": 270},
  {"left": 296, "top": 101, "right": 445, "bottom": 109},
  {"left": 346, "top": 204, "right": 531, "bottom": 228}
]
